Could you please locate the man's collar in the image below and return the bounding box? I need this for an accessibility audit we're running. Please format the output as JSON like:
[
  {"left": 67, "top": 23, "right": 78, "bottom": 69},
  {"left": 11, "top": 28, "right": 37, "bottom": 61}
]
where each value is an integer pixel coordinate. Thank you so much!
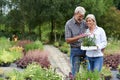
[
  {"left": 72, "top": 17, "right": 76, "bottom": 24},
  {"left": 72, "top": 17, "right": 83, "bottom": 24}
]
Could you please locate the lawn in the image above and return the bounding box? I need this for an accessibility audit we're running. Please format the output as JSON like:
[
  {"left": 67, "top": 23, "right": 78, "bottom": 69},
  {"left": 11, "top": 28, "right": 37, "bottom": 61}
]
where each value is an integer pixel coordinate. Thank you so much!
[{"left": 105, "top": 39, "right": 120, "bottom": 55}]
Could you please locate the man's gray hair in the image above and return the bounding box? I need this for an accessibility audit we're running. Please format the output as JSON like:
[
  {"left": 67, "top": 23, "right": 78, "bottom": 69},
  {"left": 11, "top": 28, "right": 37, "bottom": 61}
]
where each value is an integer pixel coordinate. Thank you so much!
[{"left": 74, "top": 6, "right": 86, "bottom": 15}]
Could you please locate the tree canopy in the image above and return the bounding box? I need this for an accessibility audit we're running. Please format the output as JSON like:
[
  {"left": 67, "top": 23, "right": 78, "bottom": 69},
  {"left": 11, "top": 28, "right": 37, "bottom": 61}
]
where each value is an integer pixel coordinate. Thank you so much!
[{"left": 0, "top": 0, "right": 120, "bottom": 41}]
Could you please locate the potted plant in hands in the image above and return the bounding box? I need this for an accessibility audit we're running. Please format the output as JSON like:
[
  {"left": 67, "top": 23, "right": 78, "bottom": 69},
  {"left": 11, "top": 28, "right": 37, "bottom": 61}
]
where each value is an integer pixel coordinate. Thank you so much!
[{"left": 81, "top": 34, "right": 97, "bottom": 50}]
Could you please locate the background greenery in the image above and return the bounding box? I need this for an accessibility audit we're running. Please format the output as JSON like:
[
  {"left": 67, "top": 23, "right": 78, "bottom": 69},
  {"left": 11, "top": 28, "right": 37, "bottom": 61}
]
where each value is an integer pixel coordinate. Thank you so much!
[
  {"left": 0, "top": 0, "right": 120, "bottom": 41},
  {"left": 0, "top": 1, "right": 120, "bottom": 79},
  {"left": 0, "top": 0, "right": 120, "bottom": 55}
]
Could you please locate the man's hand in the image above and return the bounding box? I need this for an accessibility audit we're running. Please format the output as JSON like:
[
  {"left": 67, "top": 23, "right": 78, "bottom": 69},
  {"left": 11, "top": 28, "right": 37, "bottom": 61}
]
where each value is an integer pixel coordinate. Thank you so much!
[{"left": 79, "top": 33, "right": 88, "bottom": 38}]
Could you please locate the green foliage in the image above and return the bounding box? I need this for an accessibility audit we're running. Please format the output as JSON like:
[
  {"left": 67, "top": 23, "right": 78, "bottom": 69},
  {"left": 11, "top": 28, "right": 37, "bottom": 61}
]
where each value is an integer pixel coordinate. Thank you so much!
[
  {"left": 24, "top": 63, "right": 61, "bottom": 80},
  {"left": 6, "top": 63, "right": 62, "bottom": 80},
  {"left": 59, "top": 47, "right": 69, "bottom": 54},
  {"left": 5, "top": 9, "right": 24, "bottom": 32},
  {"left": 118, "top": 64, "right": 120, "bottom": 71},
  {"left": 59, "top": 42, "right": 70, "bottom": 55},
  {"left": 0, "top": 48, "right": 22, "bottom": 64},
  {"left": 24, "top": 40, "right": 43, "bottom": 52},
  {"left": 101, "top": 7, "right": 120, "bottom": 39},
  {"left": 80, "top": 0, "right": 113, "bottom": 24},
  {"left": 105, "top": 38, "right": 120, "bottom": 54},
  {"left": 54, "top": 41, "right": 60, "bottom": 47},
  {"left": 6, "top": 69, "right": 24, "bottom": 80},
  {"left": 0, "top": 37, "right": 22, "bottom": 65},
  {"left": 117, "top": 64, "right": 120, "bottom": 75},
  {"left": 0, "top": 37, "right": 12, "bottom": 50},
  {"left": 101, "top": 66, "right": 112, "bottom": 77},
  {"left": 76, "top": 70, "right": 101, "bottom": 80},
  {"left": 0, "top": 0, "right": 120, "bottom": 43},
  {"left": 113, "top": 0, "right": 120, "bottom": 10},
  {"left": 0, "top": 78, "right": 3, "bottom": 80},
  {"left": 53, "top": 41, "right": 70, "bottom": 56},
  {"left": 82, "top": 36, "right": 96, "bottom": 46},
  {"left": 8, "top": 47, "right": 23, "bottom": 61},
  {"left": 0, "top": 49, "right": 14, "bottom": 64},
  {"left": 19, "top": 0, "right": 46, "bottom": 31},
  {"left": 41, "top": 23, "right": 51, "bottom": 43}
]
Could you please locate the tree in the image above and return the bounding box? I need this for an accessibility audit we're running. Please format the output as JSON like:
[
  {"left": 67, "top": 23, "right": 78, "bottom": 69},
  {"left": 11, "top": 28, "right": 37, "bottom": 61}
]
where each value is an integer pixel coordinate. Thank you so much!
[
  {"left": 0, "top": 0, "right": 8, "bottom": 24},
  {"left": 45, "top": 0, "right": 83, "bottom": 42},
  {"left": 80, "top": 0, "right": 113, "bottom": 25},
  {"left": 113, "top": 0, "right": 120, "bottom": 10},
  {"left": 18, "top": 0, "right": 47, "bottom": 40},
  {"left": 0, "top": 0, "right": 7, "bottom": 15},
  {"left": 101, "top": 7, "right": 120, "bottom": 39},
  {"left": 5, "top": 9, "right": 24, "bottom": 32}
]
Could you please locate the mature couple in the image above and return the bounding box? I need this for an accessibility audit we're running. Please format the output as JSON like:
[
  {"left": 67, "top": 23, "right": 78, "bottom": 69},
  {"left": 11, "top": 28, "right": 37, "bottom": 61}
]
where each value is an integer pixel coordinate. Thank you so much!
[{"left": 65, "top": 6, "right": 107, "bottom": 79}]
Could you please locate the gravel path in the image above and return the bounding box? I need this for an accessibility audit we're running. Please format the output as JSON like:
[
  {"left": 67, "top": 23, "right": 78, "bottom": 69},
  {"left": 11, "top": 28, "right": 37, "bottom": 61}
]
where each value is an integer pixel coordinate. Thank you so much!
[{"left": 44, "top": 45, "right": 71, "bottom": 78}]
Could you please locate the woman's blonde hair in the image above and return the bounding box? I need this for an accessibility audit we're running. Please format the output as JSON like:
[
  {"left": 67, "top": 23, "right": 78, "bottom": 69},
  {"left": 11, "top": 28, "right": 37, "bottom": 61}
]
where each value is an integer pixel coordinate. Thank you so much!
[{"left": 85, "top": 14, "right": 97, "bottom": 25}]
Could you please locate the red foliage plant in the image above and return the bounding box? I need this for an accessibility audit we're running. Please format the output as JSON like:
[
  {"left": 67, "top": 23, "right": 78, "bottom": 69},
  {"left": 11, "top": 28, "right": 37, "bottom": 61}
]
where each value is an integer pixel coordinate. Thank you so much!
[
  {"left": 104, "top": 54, "right": 120, "bottom": 70},
  {"left": 16, "top": 50, "right": 50, "bottom": 69}
]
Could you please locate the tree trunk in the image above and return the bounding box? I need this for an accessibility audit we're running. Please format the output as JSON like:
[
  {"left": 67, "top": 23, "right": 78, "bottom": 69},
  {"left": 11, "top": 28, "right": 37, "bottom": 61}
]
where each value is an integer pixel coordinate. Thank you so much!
[
  {"left": 50, "top": 19, "right": 55, "bottom": 43},
  {"left": 39, "top": 25, "right": 41, "bottom": 40}
]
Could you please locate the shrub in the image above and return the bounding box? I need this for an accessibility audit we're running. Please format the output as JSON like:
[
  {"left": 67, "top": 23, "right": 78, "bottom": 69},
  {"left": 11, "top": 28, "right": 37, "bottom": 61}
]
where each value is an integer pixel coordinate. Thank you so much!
[
  {"left": 59, "top": 42, "right": 70, "bottom": 56},
  {"left": 0, "top": 50, "right": 14, "bottom": 66},
  {"left": 16, "top": 50, "right": 50, "bottom": 68},
  {"left": 5, "top": 69, "right": 24, "bottom": 80},
  {"left": 0, "top": 49, "right": 22, "bottom": 66},
  {"left": 53, "top": 41, "right": 60, "bottom": 47},
  {"left": 8, "top": 46, "right": 23, "bottom": 62},
  {"left": 0, "top": 37, "right": 12, "bottom": 50},
  {"left": 104, "top": 54, "right": 120, "bottom": 70},
  {"left": 6, "top": 63, "right": 62, "bottom": 80},
  {"left": 101, "top": 65, "right": 112, "bottom": 79},
  {"left": 24, "top": 40, "right": 43, "bottom": 52},
  {"left": 76, "top": 70, "right": 101, "bottom": 80}
]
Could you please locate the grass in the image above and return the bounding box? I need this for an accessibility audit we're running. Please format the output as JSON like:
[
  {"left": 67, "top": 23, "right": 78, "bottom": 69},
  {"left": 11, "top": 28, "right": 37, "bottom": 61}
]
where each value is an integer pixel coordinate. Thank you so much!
[{"left": 105, "top": 39, "right": 120, "bottom": 55}]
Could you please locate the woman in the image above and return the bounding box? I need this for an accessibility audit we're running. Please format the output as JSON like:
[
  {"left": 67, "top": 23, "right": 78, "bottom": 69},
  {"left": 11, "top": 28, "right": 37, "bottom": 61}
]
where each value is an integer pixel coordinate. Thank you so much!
[{"left": 85, "top": 14, "right": 107, "bottom": 71}]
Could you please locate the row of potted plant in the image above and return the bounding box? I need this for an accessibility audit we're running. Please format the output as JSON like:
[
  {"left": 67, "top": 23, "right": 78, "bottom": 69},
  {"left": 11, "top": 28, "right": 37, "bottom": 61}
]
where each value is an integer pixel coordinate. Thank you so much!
[
  {"left": 0, "top": 37, "right": 45, "bottom": 67},
  {"left": 4, "top": 63, "right": 62, "bottom": 80},
  {"left": 76, "top": 65, "right": 112, "bottom": 80},
  {"left": 0, "top": 37, "right": 62, "bottom": 79},
  {"left": 0, "top": 37, "right": 23, "bottom": 66}
]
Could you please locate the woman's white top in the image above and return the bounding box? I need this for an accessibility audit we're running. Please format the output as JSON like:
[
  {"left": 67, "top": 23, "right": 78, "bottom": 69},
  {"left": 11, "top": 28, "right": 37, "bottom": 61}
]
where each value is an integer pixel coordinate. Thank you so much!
[{"left": 86, "top": 26, "right": 107, "bottom": 57}]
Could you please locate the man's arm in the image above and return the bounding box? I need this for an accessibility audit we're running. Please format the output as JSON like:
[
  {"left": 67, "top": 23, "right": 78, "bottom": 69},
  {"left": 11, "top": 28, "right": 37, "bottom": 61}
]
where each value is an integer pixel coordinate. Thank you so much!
[
  {"left": 66, "top": 34, "right": 87, "bottom": 44},
  {"left": 65, "top": 21, "right": 87, "bottom": 44}
]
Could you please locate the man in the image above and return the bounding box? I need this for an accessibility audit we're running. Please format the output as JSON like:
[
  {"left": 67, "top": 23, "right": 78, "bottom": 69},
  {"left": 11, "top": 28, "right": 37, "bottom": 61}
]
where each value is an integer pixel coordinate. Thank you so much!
[{"left": 65, "top": 6, "right": 88, "bottom": 79}]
